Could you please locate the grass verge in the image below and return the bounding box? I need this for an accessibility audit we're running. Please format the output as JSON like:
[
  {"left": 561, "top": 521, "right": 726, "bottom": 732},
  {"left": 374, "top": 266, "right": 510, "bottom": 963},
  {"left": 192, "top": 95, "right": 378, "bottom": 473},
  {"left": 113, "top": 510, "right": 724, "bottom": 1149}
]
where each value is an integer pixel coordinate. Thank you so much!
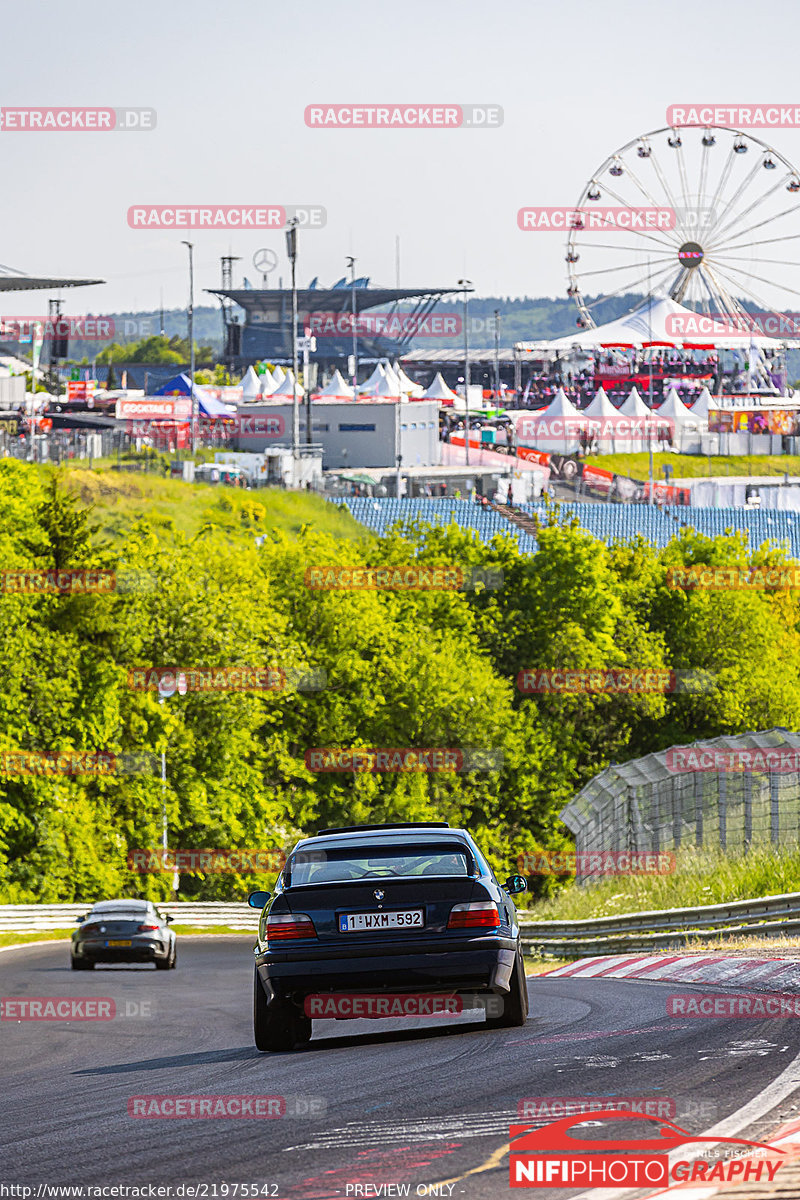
[
  {"left": 590, "top": 452, "right": 800, "bottom": 480},
  {"left": 528, "top": 846, "right": 800, "bottom": 923}
]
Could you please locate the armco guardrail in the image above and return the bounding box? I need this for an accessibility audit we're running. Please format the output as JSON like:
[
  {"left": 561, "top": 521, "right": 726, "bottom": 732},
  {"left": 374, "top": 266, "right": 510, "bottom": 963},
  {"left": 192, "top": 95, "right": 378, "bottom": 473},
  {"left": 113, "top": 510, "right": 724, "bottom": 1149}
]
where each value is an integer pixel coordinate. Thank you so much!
[
  {"left": 519, "top": 890, "right": 800, "bottom": 957},
  {"left": 0, "top": 902, "right": 259, "bottom": 933}
]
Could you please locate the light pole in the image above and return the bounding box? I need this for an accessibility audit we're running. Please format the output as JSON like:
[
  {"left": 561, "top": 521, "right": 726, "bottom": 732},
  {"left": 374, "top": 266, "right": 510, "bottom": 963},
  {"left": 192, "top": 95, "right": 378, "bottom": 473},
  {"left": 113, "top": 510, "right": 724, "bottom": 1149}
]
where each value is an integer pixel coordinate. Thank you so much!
[
  {"left": 346, "top": 256, "right": 358, "bottom": 399},
  {"left": 157, "top": 671, "right": 187, "bottom": 895},
  {"left": 181, "top": 241, "right": 196, "bottom": 454},
  {"left": 493, "top": 308, "right": 501, "bottom": 403},
  {"left": 458, "top": 280, "right": 472, "bottom": 465},
  {"left": 286, "top": 220, "right": 300, "bottom": 475}
]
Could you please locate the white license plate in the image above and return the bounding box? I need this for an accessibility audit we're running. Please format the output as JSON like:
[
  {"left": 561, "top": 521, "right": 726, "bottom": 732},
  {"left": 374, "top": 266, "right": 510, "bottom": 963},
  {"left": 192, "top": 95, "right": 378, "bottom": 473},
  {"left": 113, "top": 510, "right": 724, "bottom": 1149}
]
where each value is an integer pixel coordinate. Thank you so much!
[{"left": 339, "top": 909, "right": 423, "bottom": 933}]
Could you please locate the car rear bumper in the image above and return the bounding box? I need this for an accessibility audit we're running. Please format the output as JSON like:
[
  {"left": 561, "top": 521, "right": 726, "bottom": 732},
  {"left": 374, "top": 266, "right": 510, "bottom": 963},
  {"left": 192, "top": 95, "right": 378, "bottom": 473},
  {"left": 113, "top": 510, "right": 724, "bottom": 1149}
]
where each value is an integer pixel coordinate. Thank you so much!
[
  {"left": 255, "top": 935, "right": 519, "bottom": 1007},
  {"left": 74, "top": 939, "right": 170, "bottom": 963}
]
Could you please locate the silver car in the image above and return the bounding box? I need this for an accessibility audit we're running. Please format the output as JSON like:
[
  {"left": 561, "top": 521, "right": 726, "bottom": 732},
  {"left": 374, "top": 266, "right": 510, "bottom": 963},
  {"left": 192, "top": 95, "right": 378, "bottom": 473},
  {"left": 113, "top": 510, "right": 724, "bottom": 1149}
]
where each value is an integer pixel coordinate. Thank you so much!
[{"left": 71, "top": 899, "right": 176, "bottom": 970}]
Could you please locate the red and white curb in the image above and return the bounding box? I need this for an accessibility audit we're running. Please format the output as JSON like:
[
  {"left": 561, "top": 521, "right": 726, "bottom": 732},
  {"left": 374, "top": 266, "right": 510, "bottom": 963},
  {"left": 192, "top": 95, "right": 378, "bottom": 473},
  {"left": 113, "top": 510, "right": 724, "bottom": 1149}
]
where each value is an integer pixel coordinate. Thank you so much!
[
  {"left": 547, "top": 954, "right": 800, "bottom": 1198},
  {"left": 542, "top": 952, "right": 800, "bottom": 992}
]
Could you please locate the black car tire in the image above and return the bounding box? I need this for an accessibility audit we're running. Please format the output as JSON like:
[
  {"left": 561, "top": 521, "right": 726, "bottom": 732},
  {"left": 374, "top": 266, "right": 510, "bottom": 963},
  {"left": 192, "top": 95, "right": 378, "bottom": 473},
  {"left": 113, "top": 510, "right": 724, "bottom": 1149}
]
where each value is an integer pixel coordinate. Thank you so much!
[
  {"left": 70, "top": 956, "right": 93, "bottom": 971},
  {"left": 169, "top": 944, "right": 177, "bottom": 969},
  {"left": 486, "top": 952, "right": 528, "bottom": 1029},
  {"left": 254, "top": 968, "right": 310, "bottom": 1052},
  {"left": 155, "top": 944, "right": 174, "bottom": 971}
]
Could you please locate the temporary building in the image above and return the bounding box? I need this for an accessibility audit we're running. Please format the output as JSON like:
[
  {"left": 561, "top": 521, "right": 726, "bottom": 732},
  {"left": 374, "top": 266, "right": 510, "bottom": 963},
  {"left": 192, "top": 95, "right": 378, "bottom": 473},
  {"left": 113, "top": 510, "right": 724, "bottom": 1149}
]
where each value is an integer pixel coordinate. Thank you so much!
[
  {"left": 420, "top": 372, "right": 460, "bottom": 403},
  {"left": 515, "top": 387, "right": 588, "bottom": 453},
  {"left": 396, "top": 367, "right": 424, "bottom": 397},
  {"left": 316, "top": 369, "right": 354, "bottom": 399},
  {"left": 271, "top": 365, "right": 286, "bottom": 385},
  {"left": 270, "top": 369, "right": 305, "bottom": 398},
  {"left": 240, "top": 366, "right": 261, "bottom": 401}
]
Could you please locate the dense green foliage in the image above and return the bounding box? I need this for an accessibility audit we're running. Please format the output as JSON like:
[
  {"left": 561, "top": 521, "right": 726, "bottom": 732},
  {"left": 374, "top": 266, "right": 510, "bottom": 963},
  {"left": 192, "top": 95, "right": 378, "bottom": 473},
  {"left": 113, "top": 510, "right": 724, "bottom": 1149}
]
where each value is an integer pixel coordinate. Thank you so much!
[{"left": 1, "top": 462, "right": 799, "bottom": 904}]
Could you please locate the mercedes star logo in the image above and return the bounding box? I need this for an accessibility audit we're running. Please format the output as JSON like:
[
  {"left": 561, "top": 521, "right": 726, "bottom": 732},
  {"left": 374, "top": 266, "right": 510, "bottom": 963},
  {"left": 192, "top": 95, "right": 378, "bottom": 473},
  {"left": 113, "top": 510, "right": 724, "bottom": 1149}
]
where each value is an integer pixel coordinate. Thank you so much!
[{"left": 373, "top": 889, "right": 385, "bottom": 900}]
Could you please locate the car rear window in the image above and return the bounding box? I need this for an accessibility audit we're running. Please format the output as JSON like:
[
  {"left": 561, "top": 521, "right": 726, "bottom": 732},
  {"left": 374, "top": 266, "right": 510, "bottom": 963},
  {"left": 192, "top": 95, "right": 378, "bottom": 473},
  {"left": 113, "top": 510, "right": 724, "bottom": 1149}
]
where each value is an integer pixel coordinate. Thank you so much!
[
  {"left": 87, "top": 910, "right": 150, "bottom": 922},
  {"left": 287, "top": 842, "right": 473, "bottom": 886}
]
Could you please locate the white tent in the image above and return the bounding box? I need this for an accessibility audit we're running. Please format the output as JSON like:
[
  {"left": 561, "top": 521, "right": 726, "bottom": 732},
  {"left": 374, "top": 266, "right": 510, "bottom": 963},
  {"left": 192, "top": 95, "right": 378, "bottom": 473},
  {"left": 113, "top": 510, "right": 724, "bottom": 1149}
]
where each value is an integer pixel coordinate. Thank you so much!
[
  {"left": 541, "top": 294, "right": 779, "bottom": 352},
  {"left": 359, "top": 364, "right": 388, "bottom": 392},
  {"left": 361, "top": 368, "right": 402, "bottom": 398},
  {"left": 240, "top": 366, "right": 261, "bottom": 401},
  {"left": 270, "top": 369, "right": 305, "bottom": 398},
  {"left": 421, "top": 372, "right": 460, "bottom": 402},
  {"left": 396, "top": 367, "right": 424, "bottom": 397},
  {"left": 271, "top": 365, "right": 286, "bottom": 385},
  {"left": 689, "top": 386, "right": 713, "bottom": 424},
  {"left": 619, "top": 385, "right": 653, "bottom": 417},
  {"left": 258, "top": 368, "right": 277, "bottom": 397},
  {"left": 316, "top": 369, "right": 354, "bottom": 399},
  {"left": 658, "top": 387, "right": 698, "bottom": 428},
  {"left": 516, "top": 387, "right": 588, "bottom": 452},
  {"left": 582, "top": 386, "right": 617, "bottom": 419}
]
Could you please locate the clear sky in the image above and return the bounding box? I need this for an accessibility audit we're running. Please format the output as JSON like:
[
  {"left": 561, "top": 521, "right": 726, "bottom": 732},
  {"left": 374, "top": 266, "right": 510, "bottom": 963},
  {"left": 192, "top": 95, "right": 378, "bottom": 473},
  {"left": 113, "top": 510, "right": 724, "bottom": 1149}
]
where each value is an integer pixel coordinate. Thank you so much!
[{"left": 2, "top": 0, "right": 800, "bottom": 317}]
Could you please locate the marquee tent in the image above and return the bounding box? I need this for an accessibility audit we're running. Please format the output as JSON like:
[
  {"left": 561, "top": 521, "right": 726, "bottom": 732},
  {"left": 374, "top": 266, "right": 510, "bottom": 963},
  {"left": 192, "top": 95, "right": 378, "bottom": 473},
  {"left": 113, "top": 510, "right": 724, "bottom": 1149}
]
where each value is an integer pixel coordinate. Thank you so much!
[
  {"left": 271, "top": 365, "right": 286, "bottom": 385},
  {"left": 396, "top": 367, "right": 424, "bottom": 397},
  {"left": 421, "top": 372, "right": 459, "bottom": 402},
  {"left": 541, "top": 294, "right": 780, "bottom": 351},
  {"left": 258, "top": 369, "right": 277, "bottom": 396},
  {"left": 618, "top": 385, "right": 653, "bottom": 417},
  {"left": 690, "top": 386, "right": 713, "bottom": 424},
  {"left": 240, "top": 366, "right": 261, "bottom": 401},
  {"left": 151, "top": 372, "right": 231, "bottom": 418},
  {"left": 516, "top": 387, "right": 588, "bottom": 453},
  {"left": 658, "top": 387, "right": 700, "bottom": 428},
  {"left": 316, "top": 369, "right": 354, "bottom": 399},
  {"left": 271, "top": 369, "right": 305, "bottom": 398}
]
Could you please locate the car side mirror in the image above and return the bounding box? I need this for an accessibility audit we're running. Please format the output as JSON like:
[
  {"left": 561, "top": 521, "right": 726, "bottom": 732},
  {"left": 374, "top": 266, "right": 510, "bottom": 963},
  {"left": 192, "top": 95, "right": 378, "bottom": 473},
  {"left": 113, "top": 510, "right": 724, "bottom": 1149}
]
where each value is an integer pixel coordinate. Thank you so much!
[
  {"left": 76, "top": 915, "right": 86, "bottom": 923},
  {"left": 248, "top": 890, "right": 271, "bottom": 909},
  {"left": 164, "top": 914, "right": 172, "bottom": 924},
  {"left": 503, "top": 874, "right": 527, "bottom": 895}
]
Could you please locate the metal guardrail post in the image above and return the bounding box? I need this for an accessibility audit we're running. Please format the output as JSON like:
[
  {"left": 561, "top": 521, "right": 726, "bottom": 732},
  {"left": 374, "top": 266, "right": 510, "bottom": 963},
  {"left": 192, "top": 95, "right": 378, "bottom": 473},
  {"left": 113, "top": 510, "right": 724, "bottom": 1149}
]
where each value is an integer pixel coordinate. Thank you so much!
[{"left": 771, "top": 774, "right": 780, "bottom": 845}]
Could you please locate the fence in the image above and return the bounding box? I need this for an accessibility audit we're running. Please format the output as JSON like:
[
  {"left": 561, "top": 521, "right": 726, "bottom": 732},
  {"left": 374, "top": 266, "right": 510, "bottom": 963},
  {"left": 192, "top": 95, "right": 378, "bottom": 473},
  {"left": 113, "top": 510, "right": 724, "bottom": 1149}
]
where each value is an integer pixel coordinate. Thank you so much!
[
  {"left": 519, "top": 891, "right": 800, "bottom": 957},
  {"left": 0, "top": 902, "right": 259, "bottom": 933},
  {"left": 559, "top": 728, "right": 800, "bottom": 879}
]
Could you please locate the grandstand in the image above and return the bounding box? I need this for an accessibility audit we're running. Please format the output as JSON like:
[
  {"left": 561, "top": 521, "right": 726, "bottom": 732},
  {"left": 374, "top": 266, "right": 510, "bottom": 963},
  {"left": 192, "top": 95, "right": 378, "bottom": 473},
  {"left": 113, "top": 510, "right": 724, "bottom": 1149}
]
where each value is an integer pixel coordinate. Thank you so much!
[{"left": 332, "top": 497, "right": 800, "bottom": 559}]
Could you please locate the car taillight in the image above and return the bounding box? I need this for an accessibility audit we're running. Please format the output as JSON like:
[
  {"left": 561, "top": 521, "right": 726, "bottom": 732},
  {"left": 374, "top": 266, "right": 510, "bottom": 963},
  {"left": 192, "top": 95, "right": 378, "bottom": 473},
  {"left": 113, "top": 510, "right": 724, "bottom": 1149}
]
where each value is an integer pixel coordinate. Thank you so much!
[
  {"left": 266, "top": 913, "right": 316, "bottom": 942},
  {"left": 81, "top": 923, "right": 101, "bottom": 935},
  {"left": 137, "top": 923, "right": 160, "bottom": 932},
  {"left": 447, "top": 901, "right": 500, "bottom": 930}
]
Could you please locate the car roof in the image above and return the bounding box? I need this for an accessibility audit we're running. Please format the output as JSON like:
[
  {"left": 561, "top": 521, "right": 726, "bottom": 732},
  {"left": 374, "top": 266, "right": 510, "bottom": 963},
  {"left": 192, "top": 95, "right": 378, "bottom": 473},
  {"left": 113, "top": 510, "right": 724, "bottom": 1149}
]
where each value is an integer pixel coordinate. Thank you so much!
[
  {"left": 292, "top": 827, "right": 475, "bottom": 852},
  {"left": 91, "top": 899, "right": 151, "bottom": 910}
]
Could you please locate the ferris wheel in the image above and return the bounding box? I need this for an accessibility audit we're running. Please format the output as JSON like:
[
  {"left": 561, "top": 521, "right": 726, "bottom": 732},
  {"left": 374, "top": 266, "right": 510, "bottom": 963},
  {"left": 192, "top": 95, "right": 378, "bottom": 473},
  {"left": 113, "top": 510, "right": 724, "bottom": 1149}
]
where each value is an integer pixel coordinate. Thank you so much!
[{"left": 566, "top": 125, "right": 800, "bottom": 330}]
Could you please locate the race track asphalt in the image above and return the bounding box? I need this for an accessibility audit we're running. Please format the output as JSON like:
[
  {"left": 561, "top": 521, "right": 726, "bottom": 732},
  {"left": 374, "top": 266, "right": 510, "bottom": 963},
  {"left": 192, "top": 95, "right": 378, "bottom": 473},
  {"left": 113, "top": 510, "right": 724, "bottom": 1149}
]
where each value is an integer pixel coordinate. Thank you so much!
[{"left": 3, "top": 937, "right": 799, "bottom": 1200}]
